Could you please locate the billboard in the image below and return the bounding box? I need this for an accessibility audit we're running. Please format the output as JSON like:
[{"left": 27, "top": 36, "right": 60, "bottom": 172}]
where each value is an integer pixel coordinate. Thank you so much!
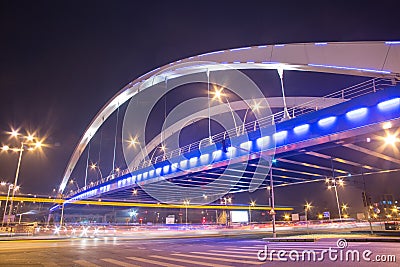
[{"left": 230, "top": 210, "right": 249, "bottom": 223}]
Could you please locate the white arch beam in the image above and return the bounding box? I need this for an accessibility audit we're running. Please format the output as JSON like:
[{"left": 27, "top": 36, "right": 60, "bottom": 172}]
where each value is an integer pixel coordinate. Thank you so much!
[{"left": 59, "top": 41, "right": 400, "bottom": 193}]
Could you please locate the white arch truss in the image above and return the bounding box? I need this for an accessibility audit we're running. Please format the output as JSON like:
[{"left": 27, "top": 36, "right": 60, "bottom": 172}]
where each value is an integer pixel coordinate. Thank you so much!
[{"left": 59, "top": 41, "right": 400, "bottom": 193}]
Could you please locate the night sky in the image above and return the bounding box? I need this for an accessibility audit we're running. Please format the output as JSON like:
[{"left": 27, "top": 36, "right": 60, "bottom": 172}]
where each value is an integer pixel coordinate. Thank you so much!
[{"left": 1, "top": 0, "right": 400, "bottom": 213}]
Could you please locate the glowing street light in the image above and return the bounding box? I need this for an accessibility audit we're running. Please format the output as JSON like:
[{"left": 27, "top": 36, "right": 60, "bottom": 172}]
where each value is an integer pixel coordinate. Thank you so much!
[
  {"left": 249, "top": 200, "right": 256, "bottom": 225},
  {"left": 341, "top": 203, "right": 349, "bottom": 212},
  {"left": 384, "top": 132, "right": 398, "bottom": 146},
  {"left": 183, "top": 200, "right": 190, "bottom": 225},
  {"left": 2, "top": 128, "right": 46, "bottom": 224},
  {"left": 304, "top": 202, "right": 312, "bottom": 234},
  {"left": 326, "top": 177, "right": 343, "bottom": 221},
  {"left": 283, "top": 213, "right": 290, "bottom": 221},
  {"left": 69, "top": 179, "right": 80, "bottom": 191},
  {"left": 211, "top": 87, "right": 239, "bottom": 136},
  {"left": 242, "top": 101, "right": 263, "bottom": 134},
  {"left": 89, "top": 162, "right": 103, "bottom": 180}
]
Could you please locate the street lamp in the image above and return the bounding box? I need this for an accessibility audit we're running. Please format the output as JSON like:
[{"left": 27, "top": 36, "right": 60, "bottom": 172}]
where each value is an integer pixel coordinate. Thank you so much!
[
  {"left": 249, "top": 201, "right": 256, "bottom": 225},
  {"left": 325, "top": 177, "right": 343, "bottom": 221},
  {"left": 211, "top": 87, "right": 240, "bottom": 136},
  {"left": 341, "top": 203, "right": 349, "bottom": 216},
  {"left": 220, "top": 197, "right": 232, "bottom": 226},
  {"left": 183, "top": 200, "right": 190, "bottom": 225},
  {"left": 149, "top": 145, "right": 166, "bottom": 166},
  {"left": 391, "top": 206, "right": 398, "bottom": 218},
  {"left": 90, "top": 163, "right": 103, "bottom": 180},
  {"left": 69, "top": 179, "right": 80, "bottom": 191},
  {"left": 242, "top": 101, "right": 262, "bottom": 134},
  {"left": 1, "top": 183, "right": 13, "bottom": 226},
  {"left": 283, "top": 213, "right": 291, "bottom": 221},
  {"left": 2, "top": 129, "right": 44, "bottom": 224},
  {"left": 304, "top": 202, "right": 312, "bottom": 234}
]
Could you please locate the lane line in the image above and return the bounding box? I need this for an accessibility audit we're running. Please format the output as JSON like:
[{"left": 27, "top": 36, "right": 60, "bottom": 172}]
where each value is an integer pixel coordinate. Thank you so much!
[
  {"left": 209, "top": 249, "right": 258, "bottom": 255},
  {"left": 150, "top": 255, "right": 232, "bottom": 267},
  {"left": 73, "top": 260, "right": 101, "bottom": 267},
  {"left": 126, "top": 256, "right": 185, "bottom": 267},
  {"left": 172, "top": 253, "right": 264, "bottom": 265},
  {"left": 101, "top": 258, "right": 140, "bottom": 267},
  {"left": 191, "top": 251, "right": 257, "bottom": 259}
]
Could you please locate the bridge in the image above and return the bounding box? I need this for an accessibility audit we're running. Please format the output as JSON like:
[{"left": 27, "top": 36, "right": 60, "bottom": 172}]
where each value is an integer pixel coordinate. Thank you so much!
[{"left": 51, "top": 41, "right": 400, "bottom": 224}]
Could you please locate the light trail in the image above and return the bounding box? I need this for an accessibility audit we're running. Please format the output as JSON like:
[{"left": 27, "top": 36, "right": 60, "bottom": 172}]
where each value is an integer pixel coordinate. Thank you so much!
[{"left": 0, "top": 196, "right": 293, "bottom": 210}]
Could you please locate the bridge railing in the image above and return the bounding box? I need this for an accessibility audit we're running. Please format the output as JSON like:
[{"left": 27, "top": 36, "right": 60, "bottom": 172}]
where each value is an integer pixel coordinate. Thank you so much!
[
  {"left": 137, "top": 77, "right": 395, "bottom": 168},
  {"left": 67, "top": 77, "right": 396, "bottom": 197}
]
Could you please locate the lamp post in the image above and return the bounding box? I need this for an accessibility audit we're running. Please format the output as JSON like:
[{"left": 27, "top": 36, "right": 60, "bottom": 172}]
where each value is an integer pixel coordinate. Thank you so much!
[
  {"left": 149, "top": 145, "right": 166, "bottom": 166},
  {"left": 90, "top": 163, "right": 103, "bottom": 181},
  {"left": 269, "top": 167, "right": 277, "bottom": 238},
  {"left": 220, "top": 197, "right": 232, "bottom": 227},
  {"left": 183, "top": 200, "right": 190, "bottom": 225},
  {"left": 69, "top": 179, "right": 80, "bottom": 191},
  {"left": 341, "top": 203, "right": 349, "bottom": 217},
  {"left": 326, "top": 177, "right": 343, "bottom": 222},
  {"left": 304, "top": 202, "right": 312, "bottom": 234},
  {"left": 242, "top": 102, "right": 261, "bottom": 135},
  {"left": 1, "top": 183, "right": 13, "bottom": 226},
  {"left": 211, "top": 87, "right": 240, "bottom": 136},
  {"left": 2, "top": 129, "right": 43, "bottom": 224},
  {"left": 249, "top": 201, "right": 256, "bottom": 225}
]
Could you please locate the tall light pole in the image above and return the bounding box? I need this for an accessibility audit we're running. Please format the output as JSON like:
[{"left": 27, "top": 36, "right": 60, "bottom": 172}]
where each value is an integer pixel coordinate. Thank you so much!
[
  {"left": 211, "top": 87, "right": 240, "bottom": 136},
  {"left": 220, "top": 197, "right": 232, "bottom": 227},
  {"left": 183, "top": 200, "right": 190, "bottom": 225},
  {"left": 249, "top": 201, "right": 255, "bottom": 225},
  {"left": 304, "top": 202, "right": 312, "bottom": 234},
  {"left": 326, "top": 177, "right": 343, "bottom": 221},
  {"left": 128, "top": 137, "right": 148, "bottom": 168},
  {"left": 69, "top": 179, "right": 80, "bottom": 190},
  {"left": 2, "top": 129, "right": 43, "bottom": 224},
  {"left": 149, "top": 145, "right": 166, "bottom": 166},
  {"left": 1, "top": 183, "right": 13, "bottom": 226},
  {"left": 90, "top": 163, "right": 103, "bottom": 181},
  {"left": 269, "top": 167, "right": 277, "bottom": 238},
  {"left": 242, "top": 102, "right": 261, "bottom": 135}
]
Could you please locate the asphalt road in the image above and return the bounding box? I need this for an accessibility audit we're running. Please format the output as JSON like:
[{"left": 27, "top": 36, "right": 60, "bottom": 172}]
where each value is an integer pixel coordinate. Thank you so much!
[{"left": 0, "top": 235, "right": 399, "bottom": 266}]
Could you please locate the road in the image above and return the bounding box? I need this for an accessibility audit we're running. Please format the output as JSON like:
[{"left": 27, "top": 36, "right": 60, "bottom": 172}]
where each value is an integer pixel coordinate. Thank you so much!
[{"left": 0, "top": 234, "right": 399, "bottom": 266}]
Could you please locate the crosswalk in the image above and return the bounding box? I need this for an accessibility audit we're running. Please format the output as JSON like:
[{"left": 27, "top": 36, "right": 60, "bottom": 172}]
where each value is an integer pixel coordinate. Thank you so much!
[{"left": 61, "top": 242, "right": 345, "bottom": 266}]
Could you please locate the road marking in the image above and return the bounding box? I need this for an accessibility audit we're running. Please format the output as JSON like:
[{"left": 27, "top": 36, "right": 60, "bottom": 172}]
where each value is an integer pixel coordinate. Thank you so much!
[
  {"left": 227, "top": 248, "right": 261, "bottom": 251},
  {"left": 172, "top": 253, "right": 264, "bottom": 265},
  {"left": 101, "top": 258, "right": 140, "bottom": 267},
  {"left": 209, "top": 249, "right": 256, "bottom": 255},
  {"left": 151, "top": 255, "right": 232, "bottom": 267},
  {"left": 126, "top": 256, "right": 185, "bottom": 267},
  {"left": 73, "top": 260, "right": 101, "bottom": 267},
  {"left": 191, "top": 251, "right": 256, "bottom": 259}
]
